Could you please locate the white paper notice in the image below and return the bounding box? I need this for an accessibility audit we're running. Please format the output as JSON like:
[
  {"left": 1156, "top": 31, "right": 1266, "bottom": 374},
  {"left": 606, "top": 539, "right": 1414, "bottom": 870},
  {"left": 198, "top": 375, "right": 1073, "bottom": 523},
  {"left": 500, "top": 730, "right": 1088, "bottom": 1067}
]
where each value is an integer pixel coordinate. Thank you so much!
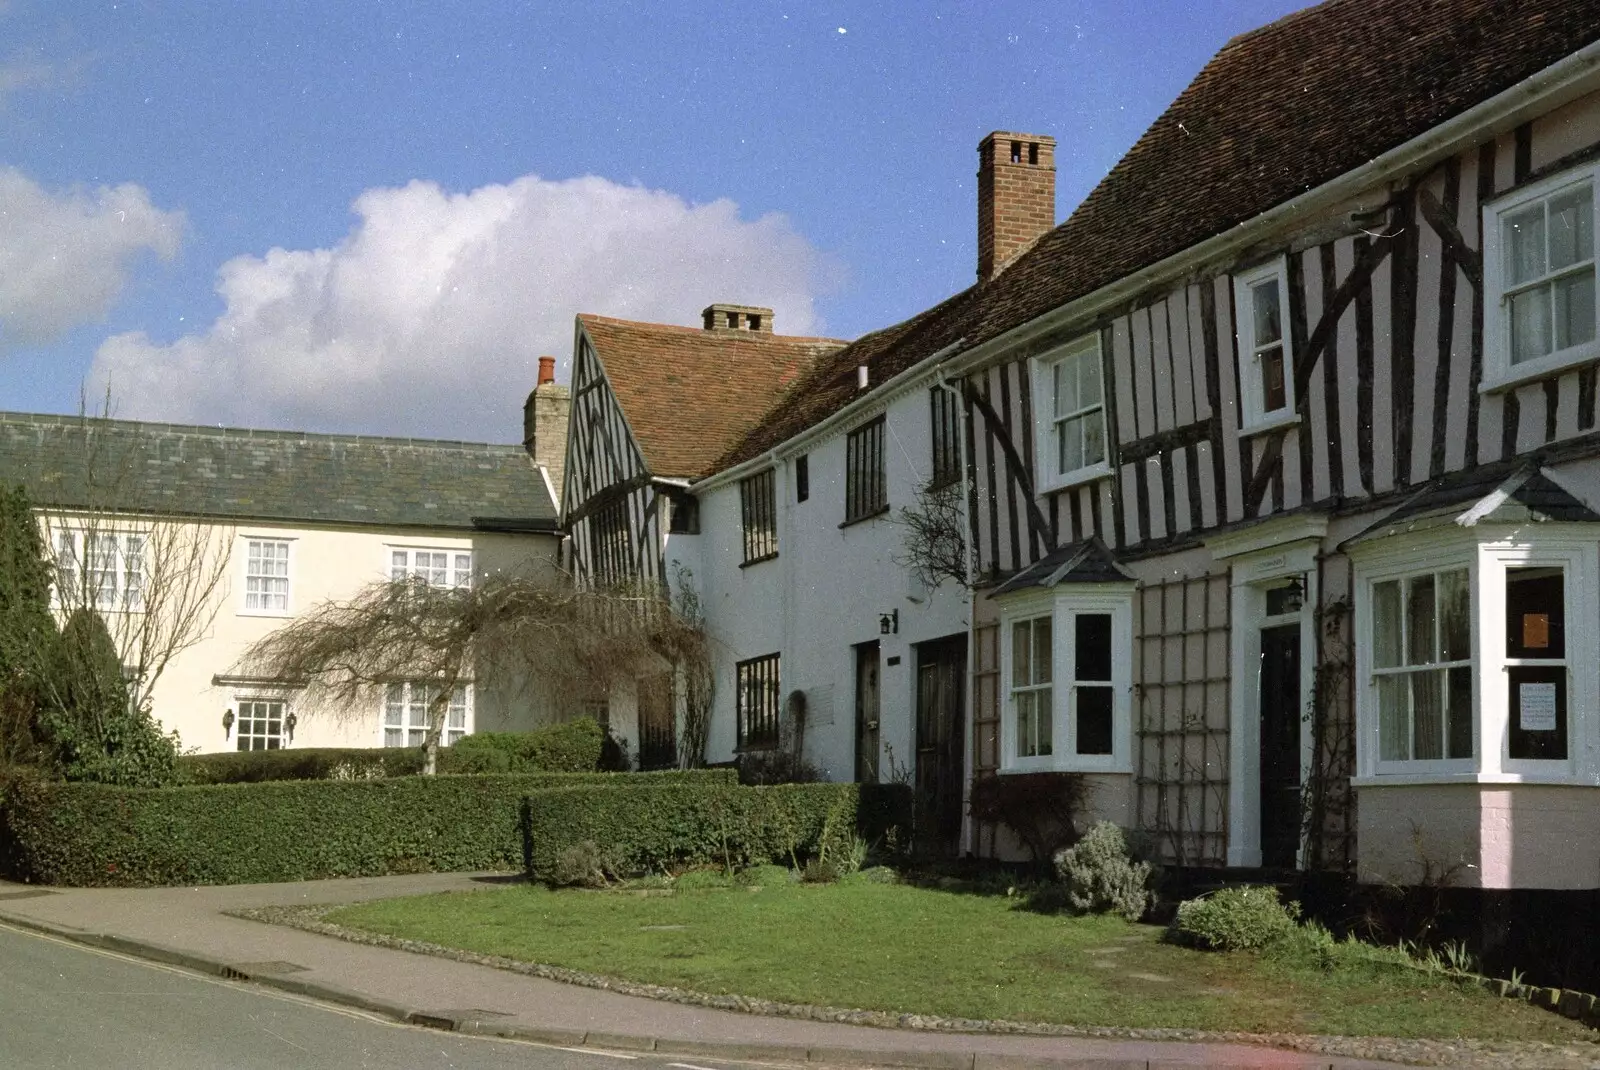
[{"left": 1520, "top": 682, "right": 1558, "bottom": 732}]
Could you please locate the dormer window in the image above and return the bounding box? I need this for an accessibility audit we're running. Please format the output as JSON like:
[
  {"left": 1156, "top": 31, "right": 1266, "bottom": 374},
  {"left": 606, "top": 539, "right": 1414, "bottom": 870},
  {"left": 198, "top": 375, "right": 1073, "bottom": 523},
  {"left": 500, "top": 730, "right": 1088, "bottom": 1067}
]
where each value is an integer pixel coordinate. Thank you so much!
[{"left": 1234, "top": 257, "right": 1297, "bottom": 433}]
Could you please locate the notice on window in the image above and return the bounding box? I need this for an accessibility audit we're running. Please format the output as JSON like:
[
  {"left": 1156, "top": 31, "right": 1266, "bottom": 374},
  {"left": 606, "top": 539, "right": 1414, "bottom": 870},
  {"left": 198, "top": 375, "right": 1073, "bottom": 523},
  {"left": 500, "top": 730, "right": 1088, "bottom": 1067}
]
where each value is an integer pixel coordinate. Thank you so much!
[
  {"left": 1520, "top": 682, "right": 1558, "bottom": 732},
  {"left": 1523, "top": 613, "right": 1550, "bottom": 649}
]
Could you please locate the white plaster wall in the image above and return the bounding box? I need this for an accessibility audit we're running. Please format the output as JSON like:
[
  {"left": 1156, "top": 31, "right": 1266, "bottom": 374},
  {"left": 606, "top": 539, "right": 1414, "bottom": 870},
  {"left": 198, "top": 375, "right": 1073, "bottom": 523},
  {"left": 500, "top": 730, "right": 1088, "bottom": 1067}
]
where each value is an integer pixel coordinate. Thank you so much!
[
  {"left": 41, "top": 513, "right": 562, "bottom": 753},
  {"left": 684, "top": 384, "right": 971, "bottom": 781}
]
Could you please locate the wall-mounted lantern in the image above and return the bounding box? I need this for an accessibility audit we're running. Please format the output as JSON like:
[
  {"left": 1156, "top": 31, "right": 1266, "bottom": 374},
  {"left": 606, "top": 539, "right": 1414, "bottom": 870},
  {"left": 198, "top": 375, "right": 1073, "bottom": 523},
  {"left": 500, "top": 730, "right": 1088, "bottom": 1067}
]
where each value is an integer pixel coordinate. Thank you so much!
[
  {"left": 222, "top": 708, "right": 234, "bottom": 740},
  {"left": 285, "top": 711, "right": 298, "bottom": 744},
  {"left": 879, "top": 608, "right": 899, "bottom": 635}
]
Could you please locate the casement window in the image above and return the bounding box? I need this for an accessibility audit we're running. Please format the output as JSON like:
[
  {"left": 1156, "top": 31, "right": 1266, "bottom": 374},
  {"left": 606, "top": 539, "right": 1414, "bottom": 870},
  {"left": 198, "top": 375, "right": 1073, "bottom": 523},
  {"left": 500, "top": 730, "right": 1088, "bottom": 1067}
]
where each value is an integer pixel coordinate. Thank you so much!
[
  {"left": 1233, "top": 258, "right": 1297, "bottom": 431},
  {"left": 54, "top": 530, "right": 144, "bottom": 611},
  {"left": 1371, "top": 568, "right": 1474, "bottom": 765},
  {"left": 1484, "top": 164, "right": 1598, "bottom": 387},
  {"left": 735, "top": 653, "right": 780, "bottom": 751},
  {"left": 383, "top": 682, "right": 470, "bottom": 748},
  {"left": 1354, "top": 532, "right": 1600, "bottom": 782},
  {"left": 740, "top": 469, "right": 778, "bottom": 564},
  {"left": 929, "top": 386, "right": 963, "bottom": 489},
  {"left": 666, "top": 490, "right": 700, "bottom": 535},
  {"left": 244, "top": 539, "right": 291, "bottom": 613},
  {"left": 235, "top": 699, "right": 286, "bottom": 751},
  {"left": 999, "top": 592, "right": 1133, "bottom": 772},
  {"left": 1030, "top": 333, "right": 1108, "bottom": 493},
  {"left": 794, "top": 454, "right": 810, "bottom": 503},
  {"left": 844, "top": 416, "right": 887, "bottom": 523},
  {"left": 390, "top": 548, "right": 472, "bottom": 589}
]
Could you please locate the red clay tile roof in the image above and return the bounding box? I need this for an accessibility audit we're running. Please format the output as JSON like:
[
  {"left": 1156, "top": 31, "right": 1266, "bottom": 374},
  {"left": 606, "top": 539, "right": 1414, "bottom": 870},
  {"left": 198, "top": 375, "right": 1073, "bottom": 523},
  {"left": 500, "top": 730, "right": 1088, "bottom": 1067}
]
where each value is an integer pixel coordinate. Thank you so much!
[
  {"left": 578, "top": 314, "right": 845, "bottom": 479},
  {"left": 713, "top": 0, "right": 1600, "bottom": 474}
]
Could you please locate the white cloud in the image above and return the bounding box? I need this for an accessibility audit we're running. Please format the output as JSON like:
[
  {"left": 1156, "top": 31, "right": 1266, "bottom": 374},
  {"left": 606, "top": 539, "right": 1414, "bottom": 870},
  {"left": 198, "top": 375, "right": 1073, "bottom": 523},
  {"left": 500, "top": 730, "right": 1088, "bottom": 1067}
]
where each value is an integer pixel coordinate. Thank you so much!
[
  {"left": 93, "top": 175, "right": 840, "bottom": 441},
  {"left": 0, "top": 167, "right": 182, "bottom": 350}
]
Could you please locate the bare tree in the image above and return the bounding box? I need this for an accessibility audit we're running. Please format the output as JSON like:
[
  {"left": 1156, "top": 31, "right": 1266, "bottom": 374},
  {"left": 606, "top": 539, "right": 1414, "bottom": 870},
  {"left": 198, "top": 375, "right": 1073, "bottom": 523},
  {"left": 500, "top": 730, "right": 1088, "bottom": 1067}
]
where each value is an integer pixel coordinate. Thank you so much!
[
  {"left": 892, "top": 479, "right": 970, "bottom": 591},
  {"left": 239, "top": 571, "right": 711, "bottom": 774},
  {"left": 36, "top": 396, "right": 234, "bottom": 720}
]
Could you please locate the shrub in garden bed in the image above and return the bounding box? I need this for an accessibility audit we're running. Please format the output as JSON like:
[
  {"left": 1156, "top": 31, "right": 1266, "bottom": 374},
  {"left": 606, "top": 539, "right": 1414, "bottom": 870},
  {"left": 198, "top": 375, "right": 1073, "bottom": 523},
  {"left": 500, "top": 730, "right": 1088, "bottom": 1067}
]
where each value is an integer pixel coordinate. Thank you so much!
[
  {"left": 0, "top": 768, "right": 736, "bottom": 886},
  {"left": 1052, "top": 821, "right": 1155, "bottom": 921},
  {"left": 1172, "top": 885, "right": 1301, "bottom": 950}
]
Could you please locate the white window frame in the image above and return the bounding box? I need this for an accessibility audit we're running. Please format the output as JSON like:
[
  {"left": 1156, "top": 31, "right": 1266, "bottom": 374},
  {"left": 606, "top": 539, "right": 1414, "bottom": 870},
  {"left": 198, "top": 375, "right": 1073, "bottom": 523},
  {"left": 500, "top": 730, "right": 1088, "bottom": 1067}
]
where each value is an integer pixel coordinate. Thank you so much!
[
  {"left": 233, "top": 697, "right": 288, "bottom": 751},
  {"left": 388, "top": 547, "right": 473, "bottom": 589},
  {"left": 1030, "top": 332, "right": 1111, "bottom": 494},
  {"left": 239, "top": 536, "right": 293, "bottom": 616},
  {"left": 382, "top": 681, "right": 472, "bottom": 748},
  {"left": 51, "top": 528, "right": 145, "bottom": 612},
  {"left": 1352, "top": 527, "right": 1600, "bottom": 786},
  {"left": 1233, "top": 257, "right": 1299, "bottom": 434},
  {"left": 997, "top": 586, "right": 1134, "bottom": 774},
  {"left": 1482, "top": 162, "right": 1600, "bottom": 391}
]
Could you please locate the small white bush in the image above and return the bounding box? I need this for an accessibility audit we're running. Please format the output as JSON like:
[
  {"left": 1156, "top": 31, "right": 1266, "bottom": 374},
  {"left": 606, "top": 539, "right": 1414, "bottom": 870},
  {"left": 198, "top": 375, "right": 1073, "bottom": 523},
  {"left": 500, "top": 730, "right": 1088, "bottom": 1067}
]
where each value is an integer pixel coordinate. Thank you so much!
[{"left": 1052, "top": 821, "right": 1154, "bottom": 922}]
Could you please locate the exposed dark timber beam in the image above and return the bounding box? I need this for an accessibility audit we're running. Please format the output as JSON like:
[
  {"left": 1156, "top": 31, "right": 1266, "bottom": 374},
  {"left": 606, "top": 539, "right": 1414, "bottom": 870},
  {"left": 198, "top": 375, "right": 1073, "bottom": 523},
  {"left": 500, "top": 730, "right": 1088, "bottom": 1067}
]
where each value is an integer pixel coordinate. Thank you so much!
[
  {"left": 965, "top": 384, "right": 1055, "bottom": 557},
  {"left": 1244, "top": 430, "right": 1285, "bottom": 514},
  {"left": 1119, "top": 416, "right": 1218, "bottom": 466},
  {"left": 563, "top": 472, "right": 655, "bottom": 526},
  {"left": 1294, "top": 226, "right": 1394, "bottom": 399},
  {"left": 1416, "top": 186, "right": 1482, "bottom": 290}
]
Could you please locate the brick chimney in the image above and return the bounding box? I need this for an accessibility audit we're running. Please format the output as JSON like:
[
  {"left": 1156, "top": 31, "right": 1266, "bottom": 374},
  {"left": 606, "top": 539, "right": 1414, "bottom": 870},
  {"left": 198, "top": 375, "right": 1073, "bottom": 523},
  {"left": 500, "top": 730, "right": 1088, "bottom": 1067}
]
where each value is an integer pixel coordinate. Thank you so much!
[
  {"left": 977, "top": 131, "right": 1056, "bottom": 282},
  {"left": 701, "top": 303, "right": 774, "bottom": 333},
  {"left": 523, "top": 356, "right": 570, "bottom": 507}
]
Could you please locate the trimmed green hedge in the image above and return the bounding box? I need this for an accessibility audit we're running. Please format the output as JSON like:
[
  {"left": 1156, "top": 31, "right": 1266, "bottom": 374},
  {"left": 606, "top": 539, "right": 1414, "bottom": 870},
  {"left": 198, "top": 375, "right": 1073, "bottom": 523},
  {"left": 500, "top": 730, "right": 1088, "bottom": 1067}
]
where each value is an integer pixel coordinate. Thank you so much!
[
  {"left": 177, "top": 720, "right": 609, "bottom": 784},
  {"left": 520, "top": 781, "right": 912, "bottom": 879},
  {"left": 0, "top": 769, "right": 737, "bottom": 887}
]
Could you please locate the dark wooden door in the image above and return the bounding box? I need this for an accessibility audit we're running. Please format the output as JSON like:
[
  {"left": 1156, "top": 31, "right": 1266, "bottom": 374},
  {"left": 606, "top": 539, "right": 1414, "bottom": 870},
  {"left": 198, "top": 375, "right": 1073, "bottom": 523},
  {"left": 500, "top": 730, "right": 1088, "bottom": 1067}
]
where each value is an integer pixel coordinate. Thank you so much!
[
  {"left": 915, "top": 635, "right": 966, "bottom": 857},
  {"left": 855, "top": 641, "right": 880, "bottom": 783},
  {"left": 1258, "top": 624, "right": 1301, "bottom": 869},
  {"left": 637, "top": 672, "right": 677, "bottom": 770}
]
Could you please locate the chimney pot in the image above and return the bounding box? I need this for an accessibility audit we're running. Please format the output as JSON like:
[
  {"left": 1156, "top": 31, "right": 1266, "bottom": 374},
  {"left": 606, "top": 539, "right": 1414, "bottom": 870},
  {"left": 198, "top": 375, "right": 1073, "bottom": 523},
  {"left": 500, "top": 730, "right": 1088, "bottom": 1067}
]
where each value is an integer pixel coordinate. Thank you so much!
[
  {"left": 537, "top": 356, "right": 556, "bottom": 386},
  {"left": 977, "top": 130, "right": 1056, "bottom": 282},
  {"left": 701, "top": 303, "right": 775, "bottom": 334}
]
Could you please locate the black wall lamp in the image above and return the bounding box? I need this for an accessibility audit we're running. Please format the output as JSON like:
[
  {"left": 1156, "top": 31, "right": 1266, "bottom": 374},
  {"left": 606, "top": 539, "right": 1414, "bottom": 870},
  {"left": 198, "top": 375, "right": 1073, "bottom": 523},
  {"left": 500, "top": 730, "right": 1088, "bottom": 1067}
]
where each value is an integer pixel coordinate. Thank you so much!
[
  {"left": 879, "top": 608, "right": 899, "bottom": 635},
  {"left": 285, "top": 711, "right": 298, "bottom": 743},
  {"left": 222, "top": 708, "right": 234, "bottom": 740}
]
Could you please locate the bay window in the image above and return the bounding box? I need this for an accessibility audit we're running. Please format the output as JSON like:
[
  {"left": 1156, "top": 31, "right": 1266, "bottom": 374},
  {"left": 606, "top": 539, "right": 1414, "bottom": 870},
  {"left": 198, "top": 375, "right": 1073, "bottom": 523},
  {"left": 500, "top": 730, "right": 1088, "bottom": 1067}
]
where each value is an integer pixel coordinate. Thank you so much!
[{"left": 1000, "top": 590, "right": 1132, "bottom": 772}]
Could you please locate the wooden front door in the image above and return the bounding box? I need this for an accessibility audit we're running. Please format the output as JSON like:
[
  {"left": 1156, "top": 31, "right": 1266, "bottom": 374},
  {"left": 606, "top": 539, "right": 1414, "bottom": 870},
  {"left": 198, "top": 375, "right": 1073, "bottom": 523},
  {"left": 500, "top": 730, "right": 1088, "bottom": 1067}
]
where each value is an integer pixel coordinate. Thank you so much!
[
  {"left": 915, "top": 635, "right": 966, "bottom": 857},
  {"left": 1258, "top": 624, "right": 1302, "bottom": 869},
  {"left": 637, "top": 672, "right": 677, "bottom": 770},
  {"left": 855, "top": 641, "right": 880, "bottom": 783}
]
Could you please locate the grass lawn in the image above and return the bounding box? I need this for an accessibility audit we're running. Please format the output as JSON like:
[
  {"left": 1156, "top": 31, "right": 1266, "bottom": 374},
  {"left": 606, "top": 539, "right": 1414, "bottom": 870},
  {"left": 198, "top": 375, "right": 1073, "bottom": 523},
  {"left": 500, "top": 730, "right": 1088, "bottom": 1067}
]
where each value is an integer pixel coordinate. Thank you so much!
[{"left": 324, "top": 875, "right": 1590, "bottom": 1042}]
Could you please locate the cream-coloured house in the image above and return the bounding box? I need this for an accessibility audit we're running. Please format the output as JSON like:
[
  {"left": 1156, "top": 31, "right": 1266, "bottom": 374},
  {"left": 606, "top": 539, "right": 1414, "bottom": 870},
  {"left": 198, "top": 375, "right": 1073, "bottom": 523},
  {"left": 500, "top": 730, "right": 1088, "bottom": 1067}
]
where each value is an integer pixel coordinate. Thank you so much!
[{"left": 0, "top": 410, "right": 567, "bottom": 754}]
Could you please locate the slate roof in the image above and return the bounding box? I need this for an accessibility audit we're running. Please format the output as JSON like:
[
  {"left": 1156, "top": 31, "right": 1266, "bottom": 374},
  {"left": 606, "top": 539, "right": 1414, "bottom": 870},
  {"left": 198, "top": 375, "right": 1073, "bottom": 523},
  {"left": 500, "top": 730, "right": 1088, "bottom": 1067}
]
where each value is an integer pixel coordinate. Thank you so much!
[
  {"left": 578, "top": 315, "right": 845, "bottom": 480},
  {"left": 1343, "top": 464, "right": 1600, "bottom": 546},
  {"left": 713, "top": 0, "right": 1600, "bottom": 474},
  {"left": 989, "top": 538, "right": 1134, "bottom": 598},
  {"left": 0, "top": 411, "right": 558, "bottom": 532}
]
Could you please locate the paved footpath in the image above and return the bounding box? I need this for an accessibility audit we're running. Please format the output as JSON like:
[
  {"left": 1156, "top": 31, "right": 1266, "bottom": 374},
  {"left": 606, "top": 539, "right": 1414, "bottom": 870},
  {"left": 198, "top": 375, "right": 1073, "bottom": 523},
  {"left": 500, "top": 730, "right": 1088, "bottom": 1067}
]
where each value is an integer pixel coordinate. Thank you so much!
[{"left": 0, "top": 873, "right": 1418, "bottom": 1070}]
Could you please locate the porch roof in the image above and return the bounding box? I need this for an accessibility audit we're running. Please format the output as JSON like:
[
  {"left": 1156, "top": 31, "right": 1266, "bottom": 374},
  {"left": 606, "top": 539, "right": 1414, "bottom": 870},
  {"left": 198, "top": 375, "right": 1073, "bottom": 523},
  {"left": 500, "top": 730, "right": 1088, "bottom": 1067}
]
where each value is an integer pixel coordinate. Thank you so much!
[
  {"left": 1343, "top": 464, "right": 1600, "bottom": 547},
  {"left": 988, "top": 537, "right": 1133, "bottom": 598}
]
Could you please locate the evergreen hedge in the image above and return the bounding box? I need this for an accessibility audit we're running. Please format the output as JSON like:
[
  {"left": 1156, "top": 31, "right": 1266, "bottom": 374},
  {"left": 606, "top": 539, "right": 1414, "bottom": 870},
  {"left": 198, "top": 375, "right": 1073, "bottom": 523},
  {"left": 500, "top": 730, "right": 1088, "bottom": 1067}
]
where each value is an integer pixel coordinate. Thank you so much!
[
  {"left": 520, "top": 781, "right": 912, "bottom": 880},
  {"left": 0, "top": 768, "right": 739, "bottom": 887},
  {"left": 177, "top": 719, "right": 609, "bottom": 784}
]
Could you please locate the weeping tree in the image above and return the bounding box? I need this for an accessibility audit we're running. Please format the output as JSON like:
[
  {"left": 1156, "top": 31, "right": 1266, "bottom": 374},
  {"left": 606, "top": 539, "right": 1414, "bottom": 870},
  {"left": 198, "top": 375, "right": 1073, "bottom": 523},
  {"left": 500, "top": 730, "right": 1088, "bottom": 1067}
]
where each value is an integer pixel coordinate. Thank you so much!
[{"left": 240, "top": 571, "right": 712, "bottom": 774}]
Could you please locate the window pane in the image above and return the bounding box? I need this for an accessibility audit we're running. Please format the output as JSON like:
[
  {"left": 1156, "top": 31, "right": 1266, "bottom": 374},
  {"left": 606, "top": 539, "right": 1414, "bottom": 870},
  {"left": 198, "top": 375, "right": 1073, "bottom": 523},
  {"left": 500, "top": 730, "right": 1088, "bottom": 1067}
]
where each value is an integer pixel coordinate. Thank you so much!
[
  {"left": 1016, "top": 692, "right": 1036, "bottom": 756},
  {"left": 1037, "top": 688, "right": 1053, "bottom": 755},
  {"left": 1412, "top": 670, "right": 1443, "bottom": 761},
  {"left": 1054, "top": 357, "right": 1078, "bottom": 416},
  {"left": 1074, "top": 613, "right": 1112, "bottom": 682},
  {"left": 1252, "top": 279, "right": 1282, "bottom": 345},
  {"left": 1080, "top": 350, "right": 1102, "bottom": 406},
  {"left": 1505, "top": 203, "right": 1546, "bottom": 286},
  {"left": 1082, "top": 411, "right": 1106, "bottom": 467},
  {"left": 1260, "top": 345, "right": 1287, "bottom": 412},
  {"left": 1373, "top": 581, "right": 1402, "bottom": 669},
  {"left": 1406, "top": 574, "right": 1436, "bottom": 666},
  {"left": 1438, "top": 569, "right": 1471, "bottom": 662},
  {"left": 1032, "top": 616, "right": 1052, "bottom": 685},
  {"left": 1076, "top": 685, "right": 1114, "bottom": 755},
  {"left": 1554, "top": 267, "right": 1595, "bottom": 351},
  {"left": 1378, "top": 674, "right": 1408, "bottom": 761},
  {"left": 1447, "top": 665, "right": 1474, "bottom": 760},
  {"left": 1549, "top": 185, "right": 1593, "bottom": 270},
  {"left": 1058, "top": 416, "right": 1083, "bottom": 474},
  {"left": 1510, "top": 285, "right": 1553, "bottom": 364},
  {"left": 1506, "top": 566, "right": 1565, "bottom": 658},
  {"left": 1011, "top": 621, "right": 1031, "bottom": 687},
  {"left": 384, "top": 728, "right": 403, "bottom": 747},
  {"left": 1508, "top": 665, "right": 1567, "bottom": 761}
]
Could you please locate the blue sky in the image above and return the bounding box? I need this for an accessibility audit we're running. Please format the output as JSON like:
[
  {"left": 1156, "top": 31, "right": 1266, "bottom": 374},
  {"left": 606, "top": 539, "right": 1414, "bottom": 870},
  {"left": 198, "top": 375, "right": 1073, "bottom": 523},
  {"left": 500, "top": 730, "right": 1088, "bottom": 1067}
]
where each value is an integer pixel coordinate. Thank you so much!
[{"left": 0, "top": 1, "right": 1305, "bottom": 441}]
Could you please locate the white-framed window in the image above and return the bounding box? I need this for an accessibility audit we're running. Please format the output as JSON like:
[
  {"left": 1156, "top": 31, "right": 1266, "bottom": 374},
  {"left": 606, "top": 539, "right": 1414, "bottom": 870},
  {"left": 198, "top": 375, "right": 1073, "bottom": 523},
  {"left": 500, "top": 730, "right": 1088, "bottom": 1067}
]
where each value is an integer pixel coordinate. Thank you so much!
[
  {"left": 1233, "top": 257, "right": 1297, "bottom": 432},
  {"left": 53, "top": 530, "right": 144, "bottom": 611},
  {"left": 389, "top": 548, "right": 473, "bottom": 589},
  {"left": 999, "top": 589, "right": 1133, "bottom": 772},
  {"left": 243, "top": 539, "right": 292, "bottom": 614},
  {"left": 1483, "top": 163, "right": 1598, "bottom": 388},
  {"left": 382, "top": 681, "right": 471, "bottom": 747},
  {"left": 1030, "top": 333, "right": 1109, "bottom": 493},
  {"left": 235, "top": 698, "right": 286, "bottom": 751},
  {"left": 1353, "top": 530, "right": 1600, "bottom": 784}
]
